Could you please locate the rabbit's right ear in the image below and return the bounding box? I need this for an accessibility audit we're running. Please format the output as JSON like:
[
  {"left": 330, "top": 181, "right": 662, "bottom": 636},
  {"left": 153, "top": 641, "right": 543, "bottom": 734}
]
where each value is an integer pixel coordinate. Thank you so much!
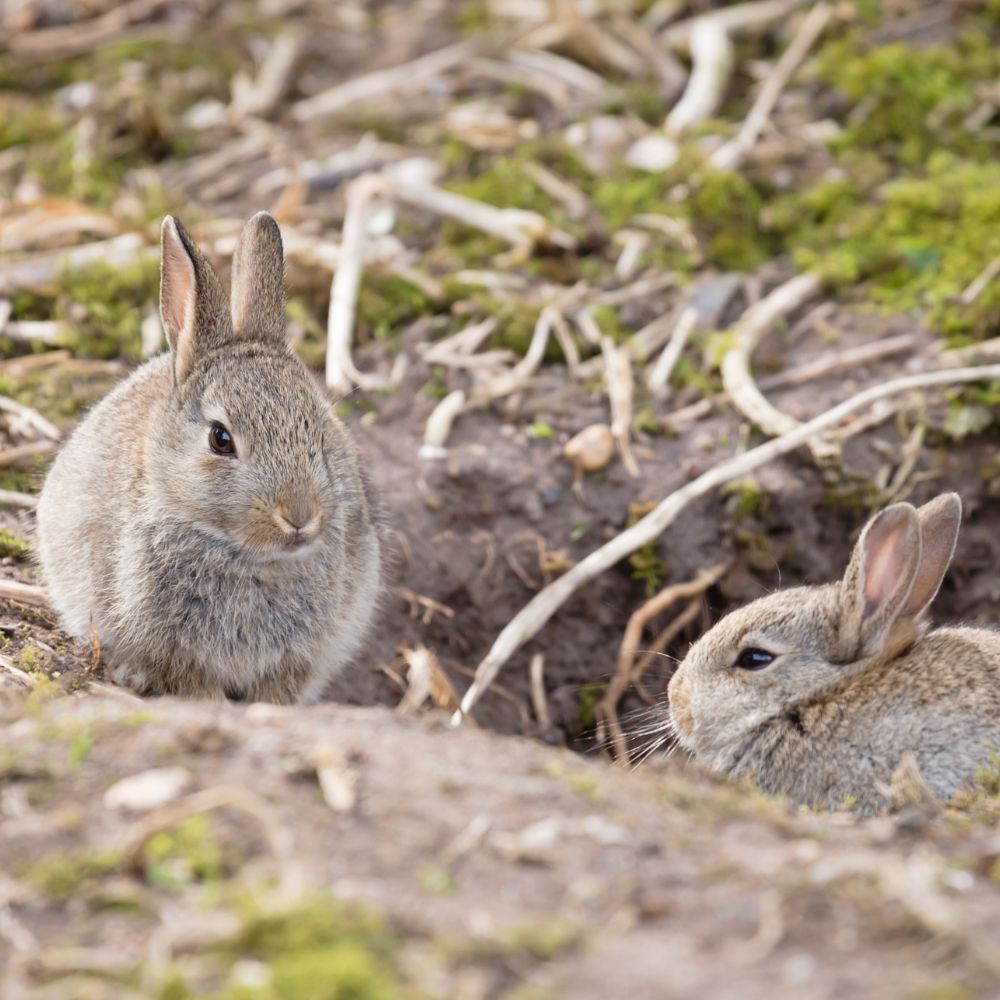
[
  {"left": 230, "top": 211, "right": 286, "bottom": 345},
  {"left": 901, "top": 493, "right": 961, "bottom": 619},
  {"left": 838, "top": 503, "right": 921, "bottom": 659},
  {"left": 159, "top": 216, "right": 231, "bottom": 384}
]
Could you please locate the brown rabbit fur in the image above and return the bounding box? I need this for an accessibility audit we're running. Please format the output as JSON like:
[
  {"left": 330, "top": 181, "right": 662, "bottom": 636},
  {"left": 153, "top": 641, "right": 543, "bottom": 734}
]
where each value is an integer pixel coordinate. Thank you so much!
[
  {"left": 668, "top": 494, "right": 1000, "bottom": 812},
  {"left": 36, "top": 213, "right": 382, "bottom": 703}
]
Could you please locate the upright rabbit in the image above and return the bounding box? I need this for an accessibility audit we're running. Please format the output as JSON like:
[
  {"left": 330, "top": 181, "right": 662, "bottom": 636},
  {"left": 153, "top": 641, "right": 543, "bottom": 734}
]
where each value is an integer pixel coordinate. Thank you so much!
[
  {"left": 668, "top": 494, "right": 1000, "bottom": 811},
  {"left": 36, "top": 213, "right": 382, "bottom": 703}
]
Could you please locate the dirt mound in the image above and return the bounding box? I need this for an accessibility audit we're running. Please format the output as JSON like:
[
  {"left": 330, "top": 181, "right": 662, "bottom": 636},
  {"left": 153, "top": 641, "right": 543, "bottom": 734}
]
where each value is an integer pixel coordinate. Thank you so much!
[{"left": 2, "top": 692, "right": 999, "bottom": 999}]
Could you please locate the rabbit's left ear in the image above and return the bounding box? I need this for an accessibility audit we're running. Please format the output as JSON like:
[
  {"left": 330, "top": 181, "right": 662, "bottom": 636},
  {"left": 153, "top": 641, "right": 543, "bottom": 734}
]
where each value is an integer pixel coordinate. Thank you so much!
[
  {"left": 839, "top": 503, "right": 921, "bottom": 658},
  {"left": 160, "top": 215, "right": 231, "bottom": 384},
  {"left": 230, "top": 211, "right": 286, "bottom": 345},
  {"left": 901, "top": 493, "right": 961, "bottom": 619}
]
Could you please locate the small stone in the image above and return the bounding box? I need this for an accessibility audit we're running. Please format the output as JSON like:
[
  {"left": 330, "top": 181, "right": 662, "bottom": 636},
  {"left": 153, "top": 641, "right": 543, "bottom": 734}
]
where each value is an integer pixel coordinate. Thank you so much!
[
  {"left": 625, "top": 132, "right": 680, "bottom": 172},
  {"left": 564, "top": 424, "right": 615, "bottom": 474},
  {"left": 103, "top": 767, "right": 192, "bottom": 812}
]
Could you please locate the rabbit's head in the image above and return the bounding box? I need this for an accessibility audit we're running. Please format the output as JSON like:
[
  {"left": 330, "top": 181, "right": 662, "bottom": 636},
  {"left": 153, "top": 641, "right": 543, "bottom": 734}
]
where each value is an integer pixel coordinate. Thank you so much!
[
  {"left": 147, "top": 212, "right": 348, "bottom": 561},
  {"left": 667, "top": 494, "right": 962, "bottom": 773}
]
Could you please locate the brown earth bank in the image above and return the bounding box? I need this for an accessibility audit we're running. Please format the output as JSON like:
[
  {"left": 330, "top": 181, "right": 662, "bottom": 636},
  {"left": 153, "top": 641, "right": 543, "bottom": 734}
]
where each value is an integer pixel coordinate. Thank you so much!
[{"left": 1, "top": 692, "right": 999, "bottom": 1000}]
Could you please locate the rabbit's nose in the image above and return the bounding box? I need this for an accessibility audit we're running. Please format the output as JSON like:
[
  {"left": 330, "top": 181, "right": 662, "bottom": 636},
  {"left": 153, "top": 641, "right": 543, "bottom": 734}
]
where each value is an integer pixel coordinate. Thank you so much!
[{"left": 274, "top": 502, "right": 322, "bottom": 540}]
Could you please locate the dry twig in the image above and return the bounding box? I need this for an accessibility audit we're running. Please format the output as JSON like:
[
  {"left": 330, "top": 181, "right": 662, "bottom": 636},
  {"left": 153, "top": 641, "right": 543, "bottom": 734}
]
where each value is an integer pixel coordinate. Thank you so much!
[
  {"left": 711, "top": 3, "right": 833, "bottom": 170},
  {"left": 646, "top": 305, "right": 699, "bottom": 395},
  {"left": 720, "top": 271, "right": 823, "bottom": 437},
  {"left": 292, "top": 41, "right": 476, "bottom": 122},
  {"left": 665, "top": 17, "right": 734, "bottom": 137},
  {"left": 601, "top": 336, "right": 639, "bottom": 477},
  {"left": 596, "top": 563, "right": 727, "bottom": 761},
  {"left": 325, "top": 174, "right": 406, "bottom": 394},
  {"left": 0, "top": 580, "right": 50, "bottom": 610},
  {"left": 422, "top": 390, "right": 468, "bottom": 456}
]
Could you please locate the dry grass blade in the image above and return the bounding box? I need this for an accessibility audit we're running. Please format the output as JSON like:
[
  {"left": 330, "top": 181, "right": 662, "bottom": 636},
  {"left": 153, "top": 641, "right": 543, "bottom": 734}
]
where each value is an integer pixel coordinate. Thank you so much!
[
  {"left": 720, "top": 271, "right": 823, "bottom": 437},
  {"left": 229, "top": 33, "right": 303, "bottom": 122},
  {"left": 0, "top": 396, "right": 61, "bottom": 442},
  {"left": 0, "top": 654, "right": 36, "bottom": 689},
  {"left": 663, "top": 0, "right": 812, "bottom": 45},
  {"left": 422, "top": 318, "right": 497, "bottom": 364},
  {"left": 711, "top": 2, "right": 833, "bottom": 170},
  {"left": 596, "top": 564, "right": 727, "bottom": 761},
  {"left": 760, "top": 332, "right": 920, "bottom": 390},
  {"left": 422, "top": 390, "right": 467, "bottom": 456},
  {"left": 0, "top": 490, "right": 38, "bottom": 510},
  {"left": 529, "top": 653, "right": 550, "bottom": 727},
  {"left": 0, "top": 320, "right": 66, "bottom": 346},
  {"left": 124, "top": 786, "right": 300, "bottom": 897},
  {"left": 470, "top": 306, "right": 556, "bottom": 405},
  {"left": 601, "top": 336, "right": 639, "bottom": 477},
  {"left": 646, "top": 304, "right": 698, "bottom": 395},
  {"left": 453, "top": 363, "right": 1000, "bottom": 721},
  {"left": 0, "top": 580, "right": 51, "bottom": 611},
  {"left": 9, "top": 0, "right": 175, "bottom": 55},
  {"left": 292, "top": 41, "right": 477, "bottom": 122},
  {"left": 397, "top": 644, "right": 459, "bottom": 715},
  {"left": 325, "top": 174, "right": 406, "bottom": 394},
  {"left": 385, "top": 162, "right": 575, "bottom": 257},
  {"left": 0, "top": 440, "right": 56, "bottom": 468},
  {"left": 665, "top": 17, "right": 734, "bottom": 137},
  {"left": 311, "top": 745, "right": 358, "bottom": 813},
  {"left": 0, "top": 235, "right": 151, "bottom": 295}
]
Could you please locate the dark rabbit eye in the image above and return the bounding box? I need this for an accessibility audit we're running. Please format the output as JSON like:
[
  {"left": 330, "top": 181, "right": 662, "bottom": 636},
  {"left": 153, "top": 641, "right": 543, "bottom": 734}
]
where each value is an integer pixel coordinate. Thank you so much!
[
  {"left": 209, "top": 422, "right": 236, "bottom": 457},
  {"left": 735, "top": 648, "right": 775, "bottom": 671}
]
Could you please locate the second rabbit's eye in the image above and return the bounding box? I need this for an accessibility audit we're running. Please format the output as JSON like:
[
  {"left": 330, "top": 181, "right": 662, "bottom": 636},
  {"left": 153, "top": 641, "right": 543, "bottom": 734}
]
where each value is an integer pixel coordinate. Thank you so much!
[
  {"left": 209, "top": 422, "right": 236, "bottom": 457},
  {"left": 735, "top": 647, "right": 775, "bottom": 671}
]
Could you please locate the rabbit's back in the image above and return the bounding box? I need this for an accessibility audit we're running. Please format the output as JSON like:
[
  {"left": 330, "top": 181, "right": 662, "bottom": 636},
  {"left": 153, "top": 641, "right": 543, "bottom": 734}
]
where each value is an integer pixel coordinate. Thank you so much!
[{"left": 36, "top": 355, "right": 173, "bottom": 637}]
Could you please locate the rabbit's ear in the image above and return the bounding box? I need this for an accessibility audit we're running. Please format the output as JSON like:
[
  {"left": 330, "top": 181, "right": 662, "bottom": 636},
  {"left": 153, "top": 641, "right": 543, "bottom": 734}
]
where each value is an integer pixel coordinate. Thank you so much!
[
  {"left": 159, "top": 216, "right": 231, "bottom": 383},
  {"left": 901, "top": 493, "right": 961, "bottom": 619},
  {"left": 230, "top": 211, "right": 286, "bottom": 345},
  {"left": 839, "top": 503, "right": 921, "bottom": 657}
]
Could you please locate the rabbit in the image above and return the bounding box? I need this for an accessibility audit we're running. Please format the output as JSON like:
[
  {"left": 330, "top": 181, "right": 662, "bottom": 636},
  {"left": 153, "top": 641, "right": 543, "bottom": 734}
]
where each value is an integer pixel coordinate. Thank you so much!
[
  {"left": 667, "top": 493, "right": 1000, "bottom": 812},
  {"left": 36, "top": 212, "right": 383, "bottom": 704}
]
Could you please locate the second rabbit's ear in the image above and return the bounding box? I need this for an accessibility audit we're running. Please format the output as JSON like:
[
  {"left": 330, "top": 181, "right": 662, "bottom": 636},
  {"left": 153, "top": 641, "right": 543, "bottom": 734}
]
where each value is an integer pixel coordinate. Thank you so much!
[
  {"left": 230, "top": 211, "right": 286, "bottom": 345},
  {"left": 159, "top": 216, "right": 231, "bottom": 383},
  {"left": 839, "top": 503, "right": 921, "bottom": 658},
  {"left": 901, "top": 493, "right": 962, "bottom": 619}
]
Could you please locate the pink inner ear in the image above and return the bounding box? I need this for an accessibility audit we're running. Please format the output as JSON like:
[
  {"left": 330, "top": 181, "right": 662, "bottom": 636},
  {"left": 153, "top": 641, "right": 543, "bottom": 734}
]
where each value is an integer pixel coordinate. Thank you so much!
[
  {"left": 863, "top": 521, "right": 909, "bottom": 616},
  {"left": 160, "top": 230, "right": 195, "bottom": 336}
]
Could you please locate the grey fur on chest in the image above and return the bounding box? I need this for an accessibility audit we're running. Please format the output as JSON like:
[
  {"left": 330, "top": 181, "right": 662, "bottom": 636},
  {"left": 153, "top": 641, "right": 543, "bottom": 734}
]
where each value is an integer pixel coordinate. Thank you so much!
[{"left": 112, "top": 519, "right": 337, "bottom": 669}]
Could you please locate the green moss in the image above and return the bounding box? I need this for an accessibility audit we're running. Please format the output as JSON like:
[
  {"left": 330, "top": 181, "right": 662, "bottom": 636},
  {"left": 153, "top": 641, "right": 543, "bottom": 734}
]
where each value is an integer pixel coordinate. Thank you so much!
[
  {"left": 356, "top": 274, "right": 435, "bottom": 341},
  {"left": 56, "top": 257, "right": 159, "bottom": 361},
  {"left": 68, "top": 726, "right": 95, "bottom": 765},
  {"left": 591, "top": 171, "right": 670, "bottom": 229},
  {"left": 17, "top": 642, "right": 45, "bottom": 673},
  {"left": 206, "top": 897, "right": 411, "bottom": 1000},
  {"left": 686, "top": 170, "right": 769, "bottom": 271},
  {"left": 445, "top": 156, "right": 561, "bottom": 217},
  {"left": 0, "top": 528, "right": 31, "bottom": 561},
  {"left": 0, "top": 363, "right": 117, "bottom": 426},
  {"left": 145, "top": 815, "right": 226, "bottom": 888},
  {"left": 575, "top": 682, "right": 607, "bottom": 732},
  {"left": 0, "top": 97, "right": 60, "bottom": 151},
  {"left": 721, "top": 478, "right": 768, "bottom": 521},
  {"left": 416, "top": 865, "right": 459, "bottom": 895},
  {"left": 818, "top": 33, "right": 997, "bottom": 166},
  {"left": 972, "top": 749, "right": 1000, "bottom": 796},
  {"left": 590, "top": 304, "right": 630, "bottom": 343},
  {"left": 24, "top": 848, "right": 124, "bottom": 901}
]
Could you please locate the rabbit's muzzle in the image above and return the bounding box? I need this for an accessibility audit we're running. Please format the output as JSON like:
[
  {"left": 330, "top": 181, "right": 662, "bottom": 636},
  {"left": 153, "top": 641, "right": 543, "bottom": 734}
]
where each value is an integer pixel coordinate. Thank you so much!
[
  {"left": 272, "top": 500, "right": 324, "bottom": 550},
  {"left": 667, "top": 671, "right": 694, "bottom": 739}
]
